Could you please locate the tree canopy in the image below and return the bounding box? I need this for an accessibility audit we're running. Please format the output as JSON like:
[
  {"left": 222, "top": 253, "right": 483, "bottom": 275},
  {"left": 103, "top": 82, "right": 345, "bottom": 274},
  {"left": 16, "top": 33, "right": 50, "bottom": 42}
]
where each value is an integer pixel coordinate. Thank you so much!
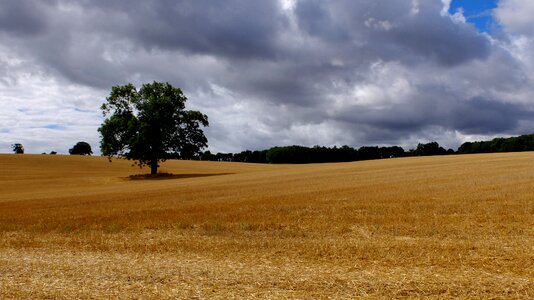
[
  {"left": 98, "top": 82, "right": 209, "bottom": 174},
  {"left": 458, "top": 133, "right": 534, "bottom": 154},
  {"left": 12, "top": 143, "right": 24, "bottom": 154},
  {"left": 69, "top": 141, "right": 93, "bottom": 155},
  {"left": 412, "top": 142, "right": 447, "bottom": 156},
  {"left": 202, "top": 145, "right": 407, "bottom": 164}
]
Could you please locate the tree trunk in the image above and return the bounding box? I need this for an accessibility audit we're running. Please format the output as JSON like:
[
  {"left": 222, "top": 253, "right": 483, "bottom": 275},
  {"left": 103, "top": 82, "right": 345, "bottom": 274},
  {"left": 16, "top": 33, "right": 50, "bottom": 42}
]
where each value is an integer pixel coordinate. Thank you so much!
[{"left": 150, "top": 159, "right": 158, "bottom": 175}]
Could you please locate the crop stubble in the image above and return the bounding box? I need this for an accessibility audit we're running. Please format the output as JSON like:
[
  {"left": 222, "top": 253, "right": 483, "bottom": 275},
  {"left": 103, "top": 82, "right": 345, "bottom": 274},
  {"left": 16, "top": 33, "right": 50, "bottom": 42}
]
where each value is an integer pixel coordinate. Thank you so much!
[{"left": 0, "top": 153, "right": 532, "bottom": 298}]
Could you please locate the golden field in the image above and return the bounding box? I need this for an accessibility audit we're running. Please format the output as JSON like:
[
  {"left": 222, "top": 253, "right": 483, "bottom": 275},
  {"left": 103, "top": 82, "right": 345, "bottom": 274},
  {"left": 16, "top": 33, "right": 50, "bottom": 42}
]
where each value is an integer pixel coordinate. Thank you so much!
[{"left": 0, "top": 153, "right": 532, "bottom": 299}]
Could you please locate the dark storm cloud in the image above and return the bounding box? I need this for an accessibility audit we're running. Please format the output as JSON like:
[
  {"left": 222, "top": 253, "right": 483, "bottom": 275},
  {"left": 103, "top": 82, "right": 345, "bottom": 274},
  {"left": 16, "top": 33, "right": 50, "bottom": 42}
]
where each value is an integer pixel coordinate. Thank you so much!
[
  {"left": 344, "top": 96, "right": 530, "bottom": 136},
  {"left": 0, "top": 1, "right": 490, "bottom": 87},
  {"left": 76, "top": 0, "right": 286, "bottom": 60},
  {"left": 0, "top": 0, "right": 48, "bottom": 36},
  {"left": 221, "top": 60, "right": 351, "bottom": 107},
  {"left": 294, "top": 0, "right": 491, "bottom": 66},
  {"left": 330, "top": 78, "right": 534, "bottom": 147},
  {"left": 388, "top": 14, "right": 491, "bottom": 66},
  {"left": 450, "top": 97, "right": 531, "bottom": 134},
  {"left": 1, "top": 0, "right": 533, "bottom": 153},
  {"left": 0, "top": 0, "right": 285, "bottom": 88},
  {"left": 137, "top": 1, "right": 283, "bottom": 59}
]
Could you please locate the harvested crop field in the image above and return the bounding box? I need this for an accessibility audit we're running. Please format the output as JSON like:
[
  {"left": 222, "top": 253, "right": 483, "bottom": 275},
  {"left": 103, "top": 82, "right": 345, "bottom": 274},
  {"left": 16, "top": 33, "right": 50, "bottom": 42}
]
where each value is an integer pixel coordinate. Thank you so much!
[{"left": 0, "top": 153, "right": 533, "bottom": 298}]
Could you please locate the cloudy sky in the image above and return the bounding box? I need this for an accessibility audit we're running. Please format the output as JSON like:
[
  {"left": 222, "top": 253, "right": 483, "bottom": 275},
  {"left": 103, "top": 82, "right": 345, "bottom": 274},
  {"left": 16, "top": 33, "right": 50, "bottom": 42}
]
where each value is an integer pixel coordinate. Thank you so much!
[{"left": 2, "top": 0, "right": 534, "bottom": 154}]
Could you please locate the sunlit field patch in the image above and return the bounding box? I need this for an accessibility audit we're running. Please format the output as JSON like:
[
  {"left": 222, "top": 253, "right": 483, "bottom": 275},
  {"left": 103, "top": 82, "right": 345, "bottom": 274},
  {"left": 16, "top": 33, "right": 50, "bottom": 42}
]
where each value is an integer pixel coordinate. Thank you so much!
[{"left": 0, "top": 153, "right": 532, "bottom": 298}]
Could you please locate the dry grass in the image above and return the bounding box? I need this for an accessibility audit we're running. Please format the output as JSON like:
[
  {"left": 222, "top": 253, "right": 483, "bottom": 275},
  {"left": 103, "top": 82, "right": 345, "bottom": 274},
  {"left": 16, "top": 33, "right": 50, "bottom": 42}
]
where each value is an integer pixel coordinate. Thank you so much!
[{"left": 0, "top": 153, "right": 532, "bottom": 299}]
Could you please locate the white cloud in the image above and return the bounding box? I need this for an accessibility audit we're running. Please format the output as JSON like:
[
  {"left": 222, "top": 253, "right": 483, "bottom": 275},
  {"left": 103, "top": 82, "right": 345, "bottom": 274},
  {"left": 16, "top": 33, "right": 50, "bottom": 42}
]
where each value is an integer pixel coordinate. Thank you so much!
[
  {"left": 365, "top": 18, "right": 394, "bottom": 31},
  {"left": 411, "top": 0, "right": 420, "bottom": 16},
  {"left": 440, "top": 0, "right": 452, "bottom": 17},
  {"left": 0, "top": 46, "right": 105, "bottom": 154},
  {"left": 495, "top": 0, "right": 534, "bottom": 36}
]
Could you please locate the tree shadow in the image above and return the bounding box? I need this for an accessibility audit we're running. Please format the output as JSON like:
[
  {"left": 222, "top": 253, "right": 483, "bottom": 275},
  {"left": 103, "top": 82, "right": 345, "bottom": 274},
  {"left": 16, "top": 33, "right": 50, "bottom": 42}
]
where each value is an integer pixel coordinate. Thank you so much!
[{"left": 127, "top": 172, "right": 234, "bottom": 181}]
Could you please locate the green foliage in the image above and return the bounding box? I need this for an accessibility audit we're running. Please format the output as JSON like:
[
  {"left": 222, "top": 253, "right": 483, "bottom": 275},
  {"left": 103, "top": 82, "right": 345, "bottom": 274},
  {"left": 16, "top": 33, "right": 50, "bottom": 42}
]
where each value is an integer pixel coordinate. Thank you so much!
[
  {"left": 200, "top": 133, "right": 534, "bottom": 165},
  {"left": 98, "top": 82, "right": 209, "bottom": 174},
  {"left": 412, "top": 142, "right": 447, "bottom": 156},
  {"left": 69, "top": 141, "right": 93, "bottom": 155},
  {"left": 232, "top": 150, "right": 268, "bottom": 163},
  {"left": 458, "top": 133, "right": 534, "bottom": 154},
  {"left": 202, "top": 145, "right": 407, "bottom": 164},
  {"left": 264, "top": 145, "right": 391, "bottom": 164},
  {"left": 12, "top": 143, "right": 24, "bottom": 154},
  {"left": 266, "top": 146, "right": 311, "bottom": 164}
]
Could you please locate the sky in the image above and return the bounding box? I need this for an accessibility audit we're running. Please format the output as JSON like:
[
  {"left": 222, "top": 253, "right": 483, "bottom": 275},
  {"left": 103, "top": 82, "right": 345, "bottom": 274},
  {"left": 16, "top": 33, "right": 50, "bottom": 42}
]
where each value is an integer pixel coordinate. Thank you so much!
[
  {"left": 2, "top": 0, "right": 534, "bottom": 155},
  {"left": 449, "top": 0, "right": 499, "bottom": 32}
]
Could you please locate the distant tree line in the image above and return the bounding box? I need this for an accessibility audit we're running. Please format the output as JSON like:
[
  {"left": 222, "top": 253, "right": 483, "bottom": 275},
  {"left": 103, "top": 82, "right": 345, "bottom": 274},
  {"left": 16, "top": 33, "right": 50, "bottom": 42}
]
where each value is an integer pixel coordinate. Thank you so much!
[
  {"left": 199, "top": 133, "right": 534, "bottom": 164},
  {"left": 10, "top": 132, "right": 534, "bottom": 164},
  {"left": 10, "top": 141, "right": 92, "bottom": 156},
  {"left": 457, "top": 133, "right": 534, "bottom": 154},
  {"left": 200, "top": 142, "right": 451, "bottom": 164}
]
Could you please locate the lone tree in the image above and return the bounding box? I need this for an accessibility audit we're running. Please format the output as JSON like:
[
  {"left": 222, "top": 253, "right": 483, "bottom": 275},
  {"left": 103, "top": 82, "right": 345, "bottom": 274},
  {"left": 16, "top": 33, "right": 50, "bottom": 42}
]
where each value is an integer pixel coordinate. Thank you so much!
[
  {"left": 69, "top": 141, "right": 93, "bottom": 155},
  {"left": 98, "top": 82, "right": 209, "bottom": 175},
  {"left": 12, "top": 143, "right": 24, "bottom": 154}
]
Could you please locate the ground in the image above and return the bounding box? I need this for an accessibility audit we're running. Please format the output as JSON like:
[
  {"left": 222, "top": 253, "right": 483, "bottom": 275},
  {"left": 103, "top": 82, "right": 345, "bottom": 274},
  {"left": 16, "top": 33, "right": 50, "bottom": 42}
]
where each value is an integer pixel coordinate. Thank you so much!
[{"left": 0, "top": 153, "right": 532, "bottom": 298}]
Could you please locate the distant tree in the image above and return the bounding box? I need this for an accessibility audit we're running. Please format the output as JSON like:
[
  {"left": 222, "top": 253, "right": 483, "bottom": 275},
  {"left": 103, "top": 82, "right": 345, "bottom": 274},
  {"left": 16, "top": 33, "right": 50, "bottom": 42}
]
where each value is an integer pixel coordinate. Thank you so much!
[
  {"left": 12, "top": 143, "right": 24, "bottom": 154},
  {"left": 378, "top": 146, "right": 405, "bottom": 158},
  {"left": 457, "top": 142, "right": 473, "bottom": 154},
  {"left": 358, "top": 146, "right": 381, "bottom": 160},
  {"left": 69, "top": 141, "right": 93, "bottom": 155},
  {"left": 50, "top": 151, "right": 57, "bottom": 155},
  {"left": 98, "top": 82, "right": 209, "bottom": 175},
  {"left": 266, "top": 146, "right": 309, "bottom": 164},
  {"left": 201, "top": 150, "right": 217, "bottom": 161},
  {"left": 232, "top": 149, "right": 268, "bottom": 163},
  {"left": 457, "top": 134, "right": 534, "bottom": 154},
  {"left": 215, "top": 152, "right": 233, "bottom": 162},
  {"left": 251, "top": 150, "right": 268, "bottom": 163},
  {"left": 339, "top": 145, "right": 359, "bottom": 161},
  {"left": 266, "top": 145, "right": 361, "bottom": 164},
  {"left": 233, "top": 150, "right": 252, "bottom": 162},
  {"left": 413, "top": 142, "right": 447, "bottom": 156}
]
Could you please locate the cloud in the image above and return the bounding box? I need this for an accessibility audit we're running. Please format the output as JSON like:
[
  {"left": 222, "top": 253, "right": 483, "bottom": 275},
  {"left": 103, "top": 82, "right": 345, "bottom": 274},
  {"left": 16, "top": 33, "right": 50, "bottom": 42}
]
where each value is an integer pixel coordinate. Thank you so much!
[
  {"left": 0, "top": 0, "right": 48, "bottom": 36},
  {"left": 1, "top": 0, "right": 534, "bottom": 154},
  {"left": 495, "top": 0, "right": 534, "bottom": 36},
  {"left": 294, "top": 0, "right": 490, "bottom": 66}
]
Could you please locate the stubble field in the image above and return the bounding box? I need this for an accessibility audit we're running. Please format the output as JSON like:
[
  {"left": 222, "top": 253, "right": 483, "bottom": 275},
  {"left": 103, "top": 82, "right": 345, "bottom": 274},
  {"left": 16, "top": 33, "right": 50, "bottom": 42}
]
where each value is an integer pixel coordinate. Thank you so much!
[{"left": 0, "top": 153, "right": 532, "bottom": 298}]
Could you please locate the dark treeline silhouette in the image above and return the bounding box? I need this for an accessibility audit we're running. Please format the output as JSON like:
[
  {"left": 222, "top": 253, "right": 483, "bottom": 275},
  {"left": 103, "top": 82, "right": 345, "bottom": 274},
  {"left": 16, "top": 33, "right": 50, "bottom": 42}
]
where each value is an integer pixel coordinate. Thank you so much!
[
  {"left": 12, "top": 143, "right": 24, "bottom": 154},
  {"left": 200, "top": 133, "right": 534, "bottom": 164},
  {"left": 69, "top": 141, "right": 93, "bottom": 155},
  {"left": 200, "top": 142, "right": 451, "bottom": 164},
  {"left": 11, "top": 133, "right": 533, "bottom": 164},
  {"left": 411, "top": 142, "right": 453, "bottom": 156},
  {"left": 266, "top": 146, "right": 357, "bottom": 164},
  {"left": 458, "top": 133, "right": 534, "bottom": 154}
]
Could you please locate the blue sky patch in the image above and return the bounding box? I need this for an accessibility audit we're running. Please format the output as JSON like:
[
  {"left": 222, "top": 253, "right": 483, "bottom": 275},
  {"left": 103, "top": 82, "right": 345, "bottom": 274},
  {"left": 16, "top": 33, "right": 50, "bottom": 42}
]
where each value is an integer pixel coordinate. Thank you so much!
[
  {"left": 449, "top": 0, "right": 499, "bottom": 32},
  {"left": 43, "top": 124, "right": 67, "bottom": 130}
]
